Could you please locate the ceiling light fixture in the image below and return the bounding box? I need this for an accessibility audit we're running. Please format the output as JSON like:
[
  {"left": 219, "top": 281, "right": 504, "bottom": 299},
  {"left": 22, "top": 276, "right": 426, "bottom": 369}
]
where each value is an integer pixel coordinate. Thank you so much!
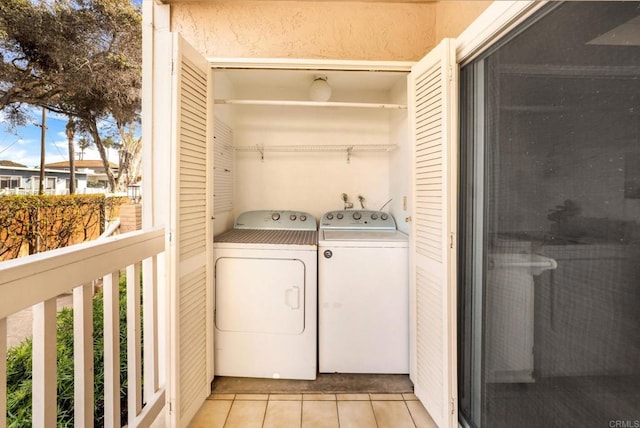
[{"left": 309, "top": 75, "right": 332, "bottom": 102}]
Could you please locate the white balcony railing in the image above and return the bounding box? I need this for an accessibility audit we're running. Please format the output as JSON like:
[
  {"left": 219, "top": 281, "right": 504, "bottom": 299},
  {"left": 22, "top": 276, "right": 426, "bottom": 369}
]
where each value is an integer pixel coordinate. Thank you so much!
[{"left": 0, "top": 227, "right": 166, "bottom": 428}]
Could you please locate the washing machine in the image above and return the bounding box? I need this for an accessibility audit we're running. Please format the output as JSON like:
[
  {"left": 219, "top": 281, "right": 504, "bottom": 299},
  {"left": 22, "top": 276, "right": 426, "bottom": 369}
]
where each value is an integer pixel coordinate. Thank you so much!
[
  {"left": 318, "top": 210, "right": 409, "bottom": 374},
  {"left": 213, "top": 210, "right": 317, "bottom": 380}
]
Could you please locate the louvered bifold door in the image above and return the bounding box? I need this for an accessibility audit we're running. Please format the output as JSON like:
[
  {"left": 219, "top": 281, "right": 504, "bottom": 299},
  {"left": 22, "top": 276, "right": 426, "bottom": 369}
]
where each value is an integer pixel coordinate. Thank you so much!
[
  {"left": 408, "top": 38, "right": 459, "bottom": 428},
  {"left": 168, "top": 34, "right": 214, "bottom": 428}
]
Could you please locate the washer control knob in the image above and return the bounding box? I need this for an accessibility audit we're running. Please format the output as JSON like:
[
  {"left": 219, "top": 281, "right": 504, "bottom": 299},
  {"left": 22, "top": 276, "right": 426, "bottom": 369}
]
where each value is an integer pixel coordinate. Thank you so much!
[
  {"left": 371, "top": 213, "right": 378, "bottom": 220},
  {"left": 326, "top": 213, "right": 334, "bottom": 220},
  {"left": 353, "top": 212, "right": 362, "bottom": 220},
  {"left": 336, "top": 213, "right": 344, "bottom": 220},
  {"left": 381, "top": 213, "right": 389, "bottom": 221},
  {"left": 271, "top": 212, "right": 281, "bottom": 221},
  {"left": 300, "top": 215, "right": 307, "bottom": 221},
  {"left": 290, "top": 214, "right": 297, "bottom": 221}
]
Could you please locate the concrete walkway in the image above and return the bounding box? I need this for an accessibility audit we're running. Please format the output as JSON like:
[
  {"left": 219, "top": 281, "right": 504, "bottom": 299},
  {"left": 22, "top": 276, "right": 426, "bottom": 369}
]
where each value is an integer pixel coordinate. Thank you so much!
[{"left": 6, "top": 294, "right": 74, "bottom": 349}]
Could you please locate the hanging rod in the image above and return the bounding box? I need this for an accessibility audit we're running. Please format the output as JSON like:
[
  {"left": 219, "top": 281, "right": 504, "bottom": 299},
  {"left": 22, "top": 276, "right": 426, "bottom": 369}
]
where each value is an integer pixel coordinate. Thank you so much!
[
  {"left": 215, "top": 99, "right": 407, "bottom": 110},
  {"left": 234, "top": 144, "right": 398, "bottom": 163}
]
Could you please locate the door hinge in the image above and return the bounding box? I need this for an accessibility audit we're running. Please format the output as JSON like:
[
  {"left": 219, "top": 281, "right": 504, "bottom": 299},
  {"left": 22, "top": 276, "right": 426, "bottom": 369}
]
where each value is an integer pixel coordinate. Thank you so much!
[
  {"left": 450, "top": 397, "right": 456, "bottom": 415},
  {"left": 169, "top": 401, "right": 173, "bottom": 414},
  {"left": 449, "top": 232, "right": 455, "bottom": 249},
  {"left": 447, "top": 65, "right": 453, "bottom": 82}
]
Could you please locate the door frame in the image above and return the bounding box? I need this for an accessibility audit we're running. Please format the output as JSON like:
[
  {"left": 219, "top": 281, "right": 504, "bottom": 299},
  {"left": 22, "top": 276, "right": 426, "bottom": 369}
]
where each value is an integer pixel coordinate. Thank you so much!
[
  {"left": 453, "top": 1, "right": 551, "bottom": 427},
  {"left": 456, "top": 1, "right": 548, "bottom": 66}
]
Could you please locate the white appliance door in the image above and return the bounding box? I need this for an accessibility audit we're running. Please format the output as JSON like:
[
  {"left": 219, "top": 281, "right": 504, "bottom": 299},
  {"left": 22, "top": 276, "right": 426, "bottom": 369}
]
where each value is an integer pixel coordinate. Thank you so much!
[
  {"left": 319, "top": 245, "right": 409, "bottom": 373},
  {"left": 408, "top": 38, "right": 459, "bottom": 428},
  {"left": 216, "top": 258, "right": 305, "bottom": 335}
]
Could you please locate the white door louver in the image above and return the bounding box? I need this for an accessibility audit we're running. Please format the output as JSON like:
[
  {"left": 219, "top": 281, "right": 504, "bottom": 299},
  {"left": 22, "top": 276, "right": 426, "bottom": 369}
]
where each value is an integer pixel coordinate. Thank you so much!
[
  {"left": 169, "top": 34, "right": 213, "bottom": 428},
  {"left": 409, "top": 38, "right": 459, "bottom": 428}
]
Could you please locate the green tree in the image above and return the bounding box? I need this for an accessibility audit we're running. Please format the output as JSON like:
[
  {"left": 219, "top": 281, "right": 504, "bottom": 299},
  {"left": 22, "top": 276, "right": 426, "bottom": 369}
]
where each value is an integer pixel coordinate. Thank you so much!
[
  {"left": 78, "top": 136, "right": 91, "bottom": 161},
  {"left": 0, "top": 0, "right": 142, "bottom": 192}
]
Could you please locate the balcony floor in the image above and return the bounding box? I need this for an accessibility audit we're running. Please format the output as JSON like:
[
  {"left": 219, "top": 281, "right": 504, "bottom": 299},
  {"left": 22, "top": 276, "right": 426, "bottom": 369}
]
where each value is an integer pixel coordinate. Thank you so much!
[{"left": 188, "top": 375, "right": 437, "bottom": 427}]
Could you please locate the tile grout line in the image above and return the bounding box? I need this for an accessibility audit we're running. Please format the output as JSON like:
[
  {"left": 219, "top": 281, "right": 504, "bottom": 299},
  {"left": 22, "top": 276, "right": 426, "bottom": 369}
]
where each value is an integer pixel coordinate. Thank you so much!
[
  {"left": 222, "top": 395, "right": 235, "bottom": 428},
  {"left": 369, "top": 397, "right": 381, "bottom": 428},
  {"left": 402, "top": 399, "right": 418, "bottom": 428},
  {"left": 260, "top": 395, "right": 268, "bottom": 428},
  {"left": 300, "top": 398, "right": 305, "bottom": 427}
]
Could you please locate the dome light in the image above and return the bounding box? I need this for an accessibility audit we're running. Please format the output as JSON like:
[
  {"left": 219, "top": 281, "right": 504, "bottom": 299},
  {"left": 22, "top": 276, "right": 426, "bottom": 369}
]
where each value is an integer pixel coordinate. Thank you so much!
[{"left": 309, "top": 75, "right": 332, "bottom": 102}]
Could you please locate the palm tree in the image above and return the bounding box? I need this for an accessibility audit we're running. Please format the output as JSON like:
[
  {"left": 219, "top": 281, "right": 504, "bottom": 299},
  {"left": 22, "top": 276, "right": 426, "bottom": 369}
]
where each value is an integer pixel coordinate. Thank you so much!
[
  {"left": 65, "top": 118, "right": 76, "bottom": 194},
  {"left": 78, "top": 137, "right": 91, "bottom": 161}
]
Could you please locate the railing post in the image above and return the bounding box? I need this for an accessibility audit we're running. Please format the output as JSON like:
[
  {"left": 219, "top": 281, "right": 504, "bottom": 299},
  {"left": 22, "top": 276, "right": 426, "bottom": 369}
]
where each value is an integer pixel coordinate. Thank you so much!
[
  {"left": 73, "top": 284, "right": 94, "bottom": 427},
  {"left": 32, "top": 298, "right": 57, "bottom": 428},
  {"left": 127, "top": 263, "right": 142, "bottom": 425},
  {"left": 143, "top": 256, "right": 159, "bottom": 399},
  {"left": 0, "top": 318, "right": 7, "bottom": 428},
  {"left": 104, "top": 272, "right": 121, "bottom": 428}
]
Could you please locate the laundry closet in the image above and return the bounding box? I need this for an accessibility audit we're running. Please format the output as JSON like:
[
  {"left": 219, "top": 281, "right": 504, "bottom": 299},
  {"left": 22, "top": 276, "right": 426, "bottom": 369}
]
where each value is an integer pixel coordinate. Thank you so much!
[
  {"left": 159, "top": 31, "right": 459, "bottom": 426},
  {"left": 210, "top": 67, "right": 411, "bottom": 236}
]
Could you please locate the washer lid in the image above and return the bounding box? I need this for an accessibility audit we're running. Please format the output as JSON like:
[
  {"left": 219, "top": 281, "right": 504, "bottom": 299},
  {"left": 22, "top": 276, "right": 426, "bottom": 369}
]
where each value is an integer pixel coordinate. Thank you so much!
[{"left": 321, "top": 230, "right": 408, "bottom": 242}]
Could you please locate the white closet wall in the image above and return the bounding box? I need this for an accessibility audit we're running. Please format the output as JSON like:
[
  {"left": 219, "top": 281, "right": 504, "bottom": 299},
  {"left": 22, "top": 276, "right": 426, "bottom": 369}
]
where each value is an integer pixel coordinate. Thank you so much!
[
  {"left": 213, "top": 73, "right": 236, "bottom": 235},
  {"left": 388, "top": 78, "right": 411, "bottom": 234},
  {"left": 213, "top": 70, "right": 409, "bottom": 224}
]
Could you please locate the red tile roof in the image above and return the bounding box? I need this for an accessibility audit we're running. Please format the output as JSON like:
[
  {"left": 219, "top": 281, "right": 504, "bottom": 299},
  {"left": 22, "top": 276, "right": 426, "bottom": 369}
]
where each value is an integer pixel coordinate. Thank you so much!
[{"left": 45, "top": 160, "right": 118, "bottom": 169}]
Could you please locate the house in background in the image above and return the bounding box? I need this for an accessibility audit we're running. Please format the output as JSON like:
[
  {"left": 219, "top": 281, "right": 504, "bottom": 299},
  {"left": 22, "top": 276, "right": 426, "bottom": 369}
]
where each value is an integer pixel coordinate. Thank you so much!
[
  {"left": 45, "top": 159, "right": 119, "bottom": 189},
  {"left": 0, "top": 165, "right": 89, "bottom": 195}
]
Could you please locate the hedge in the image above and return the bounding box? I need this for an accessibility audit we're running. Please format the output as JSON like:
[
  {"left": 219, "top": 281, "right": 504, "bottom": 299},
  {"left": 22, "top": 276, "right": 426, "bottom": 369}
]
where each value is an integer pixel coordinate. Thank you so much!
[{"left": 0, "top": 195, "right": 130, "bottom": 261}]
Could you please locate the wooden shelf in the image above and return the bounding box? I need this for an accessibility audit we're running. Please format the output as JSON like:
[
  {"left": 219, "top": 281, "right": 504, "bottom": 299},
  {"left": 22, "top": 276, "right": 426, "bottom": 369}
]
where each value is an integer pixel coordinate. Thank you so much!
[{"left": 215, "top": 99, "right": 407, "bottom": 110}]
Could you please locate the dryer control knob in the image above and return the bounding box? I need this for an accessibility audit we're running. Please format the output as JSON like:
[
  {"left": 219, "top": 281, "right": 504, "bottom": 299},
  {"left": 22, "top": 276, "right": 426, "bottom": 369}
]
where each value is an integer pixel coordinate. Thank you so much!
[
  {"left": 371, "top": 213, "right": 379, "bottom": 220},
  {"left": 336, "top": 213, "right": 344, "bottom": 220},
  {"left": 272, "top": 213, "right": 281, "bottom": 221},
  {"left": 300, "top": 215, "right": 307, "bottom": 221},
  {"left": 381, "top": 213, "right": 389, "bottom": 221},
  {"left": 290, "top": 214, "right": 297, "bottom": 221},
  {"left": 353, "top": 212, "right": 362, "bottom": 220},
  {"left": 326, "top": 213, "right": 334, "bottom": 220}
]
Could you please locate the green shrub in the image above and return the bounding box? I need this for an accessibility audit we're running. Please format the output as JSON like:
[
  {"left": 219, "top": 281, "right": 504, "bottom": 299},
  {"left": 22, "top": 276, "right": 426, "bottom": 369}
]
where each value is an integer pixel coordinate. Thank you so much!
[{"left": 6, "top": 277, "right": 132, "bottom": 427}]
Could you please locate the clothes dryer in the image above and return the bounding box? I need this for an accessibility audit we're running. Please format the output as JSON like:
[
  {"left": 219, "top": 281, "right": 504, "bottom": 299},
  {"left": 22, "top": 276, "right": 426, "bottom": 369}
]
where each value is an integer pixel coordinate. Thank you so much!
[{"left": 214, "top": 210, "right": 317, "bottom": 380}]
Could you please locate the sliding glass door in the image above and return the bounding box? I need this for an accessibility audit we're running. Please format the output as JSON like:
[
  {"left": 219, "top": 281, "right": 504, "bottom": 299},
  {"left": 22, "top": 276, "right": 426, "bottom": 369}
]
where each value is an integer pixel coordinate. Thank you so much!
[{"left": 459, "top": 2, "right": 640, "bottom": 427}]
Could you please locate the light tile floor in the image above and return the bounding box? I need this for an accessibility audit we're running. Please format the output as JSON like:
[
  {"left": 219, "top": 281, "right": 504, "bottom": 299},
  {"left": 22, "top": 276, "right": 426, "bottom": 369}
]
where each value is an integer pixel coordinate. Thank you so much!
[{"left": 189, "top": 393, "right": 437, "bottom": 428}]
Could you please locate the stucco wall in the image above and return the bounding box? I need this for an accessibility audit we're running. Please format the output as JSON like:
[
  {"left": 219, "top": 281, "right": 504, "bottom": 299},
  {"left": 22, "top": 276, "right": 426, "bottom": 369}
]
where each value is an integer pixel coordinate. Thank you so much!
[
  {"left": 434, "top": 0, "right": 492, "bottom": 42},
  {"left": 171, "top": 1, "right": 437, "bottom": 61}
]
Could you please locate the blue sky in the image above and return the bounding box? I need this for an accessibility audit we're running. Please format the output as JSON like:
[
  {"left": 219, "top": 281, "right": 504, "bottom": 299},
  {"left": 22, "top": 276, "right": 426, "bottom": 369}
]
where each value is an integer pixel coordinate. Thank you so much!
[{"left": 0, "top": 108, "right": 121, "bottom": 168}]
